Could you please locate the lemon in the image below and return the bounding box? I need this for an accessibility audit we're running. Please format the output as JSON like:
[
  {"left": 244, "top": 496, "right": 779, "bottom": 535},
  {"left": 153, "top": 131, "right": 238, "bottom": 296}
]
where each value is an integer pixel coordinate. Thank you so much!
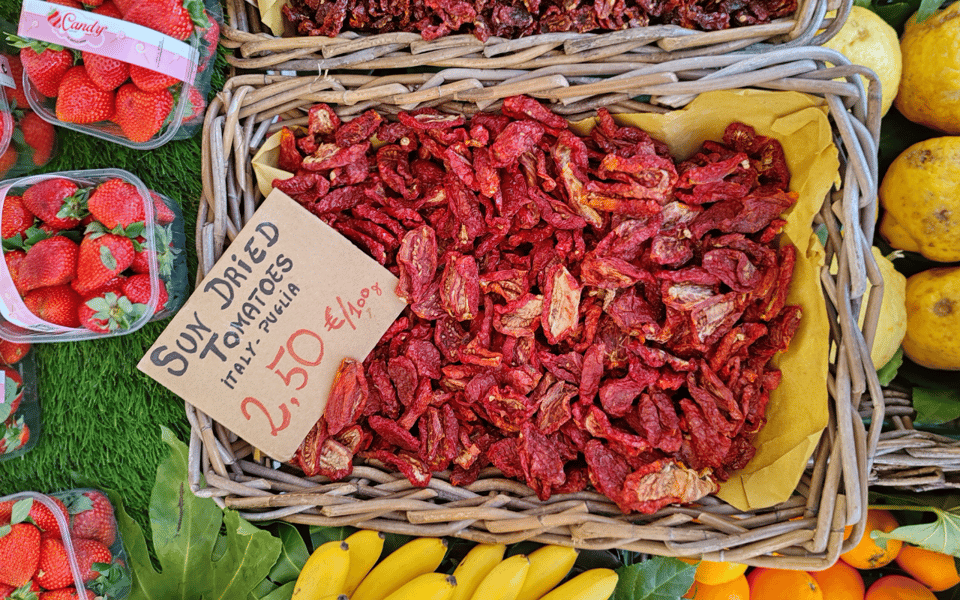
[
  {"left": 824, "top": 6, "right": 902, "bottom": 116},
  {"left": 895, "top": 2, "right": 960, "bottom": 133},
  {"left": 903, "top": 266, "right": 960, "bottom": 370},
  {"left": 879, "top": 137, "right": 960, "bottom": 262}
]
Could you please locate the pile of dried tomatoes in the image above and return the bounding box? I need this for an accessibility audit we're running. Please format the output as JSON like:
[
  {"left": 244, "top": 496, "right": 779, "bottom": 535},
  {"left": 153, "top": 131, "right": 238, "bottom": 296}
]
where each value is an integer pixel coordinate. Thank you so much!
[{"left": 275, "top": 96, "right": 802, "bottom": 514}]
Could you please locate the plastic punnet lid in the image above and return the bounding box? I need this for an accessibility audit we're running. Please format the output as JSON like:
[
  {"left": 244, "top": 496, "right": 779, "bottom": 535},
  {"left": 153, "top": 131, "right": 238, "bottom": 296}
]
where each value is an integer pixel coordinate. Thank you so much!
[
  {"left": 0, "top": 349, "right": 40, "bottom": 461},
  {"left": 0, "top": 169, "right": 162, "bottom": 342}
]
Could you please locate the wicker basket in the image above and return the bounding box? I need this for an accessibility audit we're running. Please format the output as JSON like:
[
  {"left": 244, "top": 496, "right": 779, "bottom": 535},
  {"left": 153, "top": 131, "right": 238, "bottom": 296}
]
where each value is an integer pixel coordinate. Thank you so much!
[
  {"left": 867, "top": 385, "right": 960, "bottom": 492},
  {"left": 221, "top": 0, "right": 851, "bottom": 72},
  {"left": 190, "top": 47, "right": 882, "bottom": 569}
]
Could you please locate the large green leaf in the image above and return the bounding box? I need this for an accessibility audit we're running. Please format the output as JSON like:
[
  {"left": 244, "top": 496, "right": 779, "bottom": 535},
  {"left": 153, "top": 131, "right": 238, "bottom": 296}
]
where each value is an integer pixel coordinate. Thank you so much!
[
  {"left": 612, "top": 557, "right": 695, "bottom": 600},
  {"left": 260, "top": 582, "right": 296, "bottom": 600},
  {"left": 877, "top": 348, "right": 903, "bottom": 387},
  {"left": 113, "top": 427, "right": 282, "bottom": 600},
  {"left": 873, "top": 507, "right": 960, "bottom": 557},
  {"left": 308, "top": 525, "right": 354, "bottom": 549},
  {"left": 912, "top": 387, "right": 960, "bottom": 425},
  {"left": 254, "top": 522, "right": 310, "bottom": 598}
]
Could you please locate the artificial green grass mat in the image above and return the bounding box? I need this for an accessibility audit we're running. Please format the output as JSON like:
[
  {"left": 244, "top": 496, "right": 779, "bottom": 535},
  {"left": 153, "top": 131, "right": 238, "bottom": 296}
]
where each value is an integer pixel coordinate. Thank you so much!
[{"left": 0, "top": 0, "right": 231, "bottom": 536}]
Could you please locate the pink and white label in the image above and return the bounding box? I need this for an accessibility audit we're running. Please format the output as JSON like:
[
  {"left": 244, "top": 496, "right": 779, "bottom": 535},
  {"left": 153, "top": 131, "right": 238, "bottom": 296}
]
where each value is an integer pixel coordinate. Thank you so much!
[
  {"left": 0, "top": 184, "right": 82, "bottom": 334},
  {"left": 0, "top": 56, "right": 15, "bottom": 89},
  {"left": 18, "top": 0, "right": 199, "bottom": 85}
]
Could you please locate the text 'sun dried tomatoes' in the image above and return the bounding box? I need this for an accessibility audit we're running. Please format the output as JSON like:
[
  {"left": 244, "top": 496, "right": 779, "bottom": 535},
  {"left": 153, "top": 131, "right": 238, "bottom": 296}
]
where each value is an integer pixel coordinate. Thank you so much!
[{"left": 277, "top": 96, "right": 802, "bottom": 514}]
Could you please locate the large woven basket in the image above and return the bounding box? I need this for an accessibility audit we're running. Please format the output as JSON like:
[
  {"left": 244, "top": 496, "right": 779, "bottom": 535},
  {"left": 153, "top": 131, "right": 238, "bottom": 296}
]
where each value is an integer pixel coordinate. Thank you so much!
[
  {"left": 868, "top": 385, "right": 960, "bottom": 491},
  {"left": 221, "top": 0, "right": 851, "bottom": 72},
  {"left": 189, "top": 47, "right": 883, "bottom": 569}
]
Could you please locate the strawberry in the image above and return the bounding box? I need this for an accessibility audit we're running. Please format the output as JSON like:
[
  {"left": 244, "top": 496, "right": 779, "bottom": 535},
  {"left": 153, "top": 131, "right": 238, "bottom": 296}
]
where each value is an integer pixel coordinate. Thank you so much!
[
  {"left": 0, "top": 415, "right": 29, "bottom": 455},
  {"left": 113, "top": 83, "right": 172, "bottom": 143},
  {"left": 83, "top": 0, "right": 105, "bottom": 7},
  {"left": 27, "top": 498, "right": 68, "bottom": 540},
  {"left": 124, "top": 0, "right": 196, "bottom": 40},
  {"left": 123, "top": 273, "right": 168, "bottom": 311},
  {"left": 73, "top": 233, "right": 134, "bottom": 295},
  {"left": 20, "top": 112, "right": 56, "bottom": 167},
  {"left": 40, "top": 588, "right": 96, "bottom": 600},
  {"left": 50, "top": 0, "right": 84, "bottom": 7},
  {"left": 0, "top": 366, "right": 24, "bottom": 420},
  {"left": 92, "top": 1, "right": 123, "bottom": 17},
  {"left": 2, "top": 54, "right": 29, "bottom": 109},
  {"left": 151, "top": 192, "right": 176, "bottom": 225},
  {"left": 23, "top": 285, "right": 81, "bottom": 328},
  {"left": 55, "top": 67, "right": 115, "bottom": 125},
  {"left": 3, "top": 580, "right": 42, "bottom": 599},
  {"left": 199, "top": 11, "right": 220, "bottom": 71},
  {"left": 66, "top": 490, "right": 116, "bottom": 548},
  {"left": 127, "top": 65, "right": 178, "bottom": 93},
  {"left": 72, "top": 538, "right": 111, "bottom": 583},
  {"left": 88, "top": 178, "right": 145, "bottom": 230},
  {"left": 0, "top": 147, "right": 17, "bottom": 179},
  {"left": 113, "top": 0, "right": 137, "bottom": 15},
  {"left": 81, "top": 52, "right": 128, "bottom": 92},
  {"left": 2, "top": 196, "right": 35, "bottom": 242},
  {"left": 131, "top": 226, "right": 177, "bottom": 277},
  {"left": 14, "top": 42, "right": 73, "bottom": 98},
  {"left": 178, "top": 86, "right": 206, "bottom": 126},
  {"left": 79, "top": 290, "right": 146, "bottom": 332},
  {"left": 0, "top": 523, "right": 40, "bottom": 587},
  {"left": 0, "top": 583, "right": 11, "bottom": 598},
  {"left": 5, "top": 251, "right": 26, "bottom": 292},
  {"left": 34, "top": 536, "right": 71, "bottom": 590},
  {"left": 17, "top": 236, "right": 79, "bottom": 293},
  {"left": 72, "top": 273, "right": 125, "bottom": 297},
  {"left": 0, "top": 340, "right": 30, "bottom": 365},
  {"left": 22, "top": 178, "right": 88, "bottom": 231}
]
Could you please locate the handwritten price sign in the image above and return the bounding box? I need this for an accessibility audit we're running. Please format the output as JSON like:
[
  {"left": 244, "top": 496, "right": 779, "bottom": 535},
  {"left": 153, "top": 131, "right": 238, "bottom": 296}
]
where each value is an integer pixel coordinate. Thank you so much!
[{"left": 138, "top": 190, "right": 407, "bottom": 461}]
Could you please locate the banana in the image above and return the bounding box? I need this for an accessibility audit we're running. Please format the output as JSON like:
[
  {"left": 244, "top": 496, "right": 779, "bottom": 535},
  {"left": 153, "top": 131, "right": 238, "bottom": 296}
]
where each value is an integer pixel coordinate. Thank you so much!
[
  {"left": 344, "top": 530, "right": 387, "bottom": 595},
  {"left": 535, "top": 569, "right": 619, "bottom": 600},
  {"left": 292, "top": 540, "right": 352, "bottom": 600},
  {"left": 352, "top": 537, "right": 448, "bottom": 600},
  {"left": 384, "top": 573, "right": 459, "bottom": 600},
  {"left": 450, "top": 544, "right": 508, "bottom": 600},
  {"left": 514, "top": 546, "right": 579, "bottom": 600},
  {"left": 470, "top": 554, "right": 531, "bottom": 600}
]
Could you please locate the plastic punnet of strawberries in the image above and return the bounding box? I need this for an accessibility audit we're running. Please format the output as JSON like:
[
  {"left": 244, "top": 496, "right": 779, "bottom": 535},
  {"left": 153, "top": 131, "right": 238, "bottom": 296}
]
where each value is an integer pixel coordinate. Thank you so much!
[
  {"left": 1, "top": 171, "right": 185, "bottom": 337},
  {"left": 0, "top": 339, "right": 36, "bottom": 461},
  {"left": 5, "top": 0, "right": 220, "bottom": 147},
  {"left": 0, "top": 490, "right": 132, "bottom": 600}
]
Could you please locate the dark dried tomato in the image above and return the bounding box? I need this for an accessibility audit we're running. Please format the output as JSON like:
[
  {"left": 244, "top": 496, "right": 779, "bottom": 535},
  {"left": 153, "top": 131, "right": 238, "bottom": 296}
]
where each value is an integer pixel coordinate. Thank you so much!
[{"left": 324, "top": 358, "right": 369, "bottom": 436}]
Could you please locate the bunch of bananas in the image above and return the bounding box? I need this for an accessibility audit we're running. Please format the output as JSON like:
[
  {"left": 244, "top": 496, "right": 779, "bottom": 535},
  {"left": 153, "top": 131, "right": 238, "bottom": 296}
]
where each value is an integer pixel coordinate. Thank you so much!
[{"left": 291, "top": 531, "right": 619, "bottom": 600}]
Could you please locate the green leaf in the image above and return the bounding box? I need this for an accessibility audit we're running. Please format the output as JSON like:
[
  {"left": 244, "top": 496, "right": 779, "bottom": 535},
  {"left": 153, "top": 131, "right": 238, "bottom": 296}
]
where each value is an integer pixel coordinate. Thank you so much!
[
  {"left": 916, "top": 0, "right": 947, "bottom": 21},
  {"left": 877, "top": 348, "right": 903, "bottom": 386},
  {"left": 259, "top": 582, "right": 295, "bottom": 600},
  {"left": 308, "top": 525, "right": 353, "bottom": 549},
  {"left": 0, "top": 524, "right": 9, "bottom": 538},
  {"left": 113, "top": 426, "right": 282, "bottom": 600},
  {"left": 266, "top": 522, "right": 310, "bottom": 586},
  {"left": 612, "top": 557, "right": 695, "bottom": 600},
  {"left": 913, "top": 387, "right": 960, "bottom": 425},
  {"left": 900, "top": 357, "right": 960, "bottom": 390},
  {"left": 873, "top": 507, "right": 960, "bottom": 557},
  {"left": 100, "top": 245, "right": 118, "bottom": 271},
  {"left": 11, "top": 498, "right": 31, "bottom": 525}
]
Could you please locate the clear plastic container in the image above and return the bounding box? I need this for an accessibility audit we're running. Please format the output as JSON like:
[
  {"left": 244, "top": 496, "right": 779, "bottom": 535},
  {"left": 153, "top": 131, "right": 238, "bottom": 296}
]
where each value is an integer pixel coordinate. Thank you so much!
[
  {"left": 0, "top": 489, "right": 131, "bottom": 599},
  {"left": 0, "top": 60, "right": 13, "bottom": 160},
  {"left": 18, "top": 0, "right": 222, "bottom": 149},
  {"left": 0, "top": 346, "right": 39, "bottom": 461},
  {"left": 146, "top": 191, "right": 190, "bottom": 320},
  {"left": 0, "top": 168, "right": 188, "bottom": 342}
]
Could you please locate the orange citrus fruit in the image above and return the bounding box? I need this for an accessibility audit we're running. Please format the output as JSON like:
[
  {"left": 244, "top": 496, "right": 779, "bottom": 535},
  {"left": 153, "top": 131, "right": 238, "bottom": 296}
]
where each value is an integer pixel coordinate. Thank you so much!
[
  {"left": 896, "top": 544, "right": 960, "bottom": 592},
  {"left": 747, "top": 567, "right": 822, "bottom": 600},
  {"left": 678, "top": 560, "right": 749, "bottom": 586},
  {"left": 865, "top": 575, "right": 937, "bottom": 600},
  {"left": 683, "top": 575, "right": 750, "bottom": 600},
  {"left": 840, "top": 509, "right": 902, "bottom": 569},
  {"left": 809, "top": 560, "right": 865, "bottom": 600}
]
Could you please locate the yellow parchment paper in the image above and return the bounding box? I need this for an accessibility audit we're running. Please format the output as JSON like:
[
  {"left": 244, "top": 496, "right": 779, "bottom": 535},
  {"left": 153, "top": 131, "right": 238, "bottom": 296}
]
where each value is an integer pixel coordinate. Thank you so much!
[{"left": 252, "top": 89, "right": 839, "bottom": 511}]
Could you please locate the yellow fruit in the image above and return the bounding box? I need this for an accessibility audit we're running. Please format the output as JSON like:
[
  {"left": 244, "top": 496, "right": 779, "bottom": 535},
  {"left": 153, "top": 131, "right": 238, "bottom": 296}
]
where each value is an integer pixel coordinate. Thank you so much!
[
  {"left": 344, "top": 530, "right": 386, "bottom": 595},
  {"left": 292, "top": 540, "right": 351, "bottom": 600},
  {"left": 879, "top": 137, "right": 960, "bottom": 262},
  {"left": 683, "top": 575, "right": 750, "bottom": 600},
  {"left": 809, "top": 560, "right": 865, "bottom": 600},
  {"left": 515, "top": 546, "right": 578, "bottom": 600},
  {"left": 451, "top": 544, "right": 508, "bottom": 600},
  {"left": 823, "top": 6, "right": 902, "bottom": 116},
  {"left": 471, "top": 554, "right": 530, "bottom": 600},
  {"left": 537, "top": 569, "right": 618, "bottom": 600},
  {"left": 353, "top": 538, "right": 448, "bottom": 600},
  {"left": 896, "top": 544, "right": 960, "bottom": 592},
  {"left": 692, "top": 561, "right": 749, "bottom": 587},
  {"left": 384, "top": 573, "right": 458, "bottom": 600},
  {"left": 840, "top": 509, "right": 902, "bottom": 569},
  {"left": 895, "top": 1, "right": 960, "bottom": 133},
  {"left": 902, "top": 266, "right": 960, "bottom": 370}
]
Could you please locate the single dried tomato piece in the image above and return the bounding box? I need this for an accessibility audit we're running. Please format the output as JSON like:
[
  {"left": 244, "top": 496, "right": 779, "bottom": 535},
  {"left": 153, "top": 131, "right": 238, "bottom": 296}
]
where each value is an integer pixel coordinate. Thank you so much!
[
  {"left": 620, "top": 460, "right": 718, "bottom": 514},
  {"left": 302, "top": 141, "right": 371, "bottom": 172},
  {"left": 503, "top": 95, "right": 568, "bottom": 133},
  {"left": 481, "top": 386, "right": 536, "bottom": 433},
  {"left": 446, "top": 174, "right": 486, "bottom": 242},
  {"left": 518, "top": 422, "right": 566, "bottom": 500},
  {"left": 396, "top": 226, "right": 438, "bottom": 304},
  {"left": 335, "top": 423, "right": 372, "bottom": 454},
  {"left": 308, "top": 104, "right": 341, "bottom": 139},
  {"left": 539, "top": 351, "right": 583, "bottom": 384},
  {"left": 493, "top": 294, "right": 543, "bottom": 338},
  {"left": 554, "top": 130, "right": 602, "bottom": 227},
  {"left": 440, "top": 252, "right": 481, "bottom": 321},
  {"left": 387, "top": 355, "right": 419, "bottom": 407},
  {"left": 314, "top": 438, "right": 355, "bottom": 480},
  {"left": 488, "top": 437, "right": 524, "bottom": 479},
  {"left": 490, "top": 120, "right": 544, "bottom": 168},
  {"left": 541, "top": 264, "right": 582, "bottom": 345},
  {"left": 278, "top": 127, "right": 304, "bottom": 172},
  {"left": 324, "top": 358, "right": 369, "bottom": 436},
  {"left": 336, "top": 110, "right": 383, "bottom": 147},
  {"left": 399, "top": 111, "right": 467, "bottom": 130},
  {"left": 294, "top": 419, "right": 328, "bottom": 477},
  {"left": 368, "top": 414, "right": 421, "bottom": 452},
  {"left": 584, "top": 439, "right": 631, "bottom": 505},
  {"left": 370, "top": 450, "right": 432, "bottom": 487},
  {"left": 418, "top": 406, "right": 444, "bottom": 470}
]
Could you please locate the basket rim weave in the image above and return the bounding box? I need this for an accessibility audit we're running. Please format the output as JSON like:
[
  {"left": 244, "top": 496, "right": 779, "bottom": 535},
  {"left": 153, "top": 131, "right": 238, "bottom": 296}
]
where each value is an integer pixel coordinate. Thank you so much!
[
  {"left": 221, "top": 0, "right": 851, "bottom": 71},
  {"left": 192, "top": 46, "right": 883, "bottom": 569}
]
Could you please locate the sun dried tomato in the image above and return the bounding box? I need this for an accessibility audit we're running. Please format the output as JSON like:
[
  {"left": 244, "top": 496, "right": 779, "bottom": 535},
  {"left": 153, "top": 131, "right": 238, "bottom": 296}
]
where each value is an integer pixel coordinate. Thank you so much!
[
  {"left": 279, "top": 127, "right": 304, "bottom": 172},
  {"left": 336, "top": 110, "right": 383, "bottom": 147},
  {"left": 369, "top": 414, "right": 421, "bottom": 452},
  {"left": 503, "top": 95, "right": 568, "bottom": 134},
  {"left": 309, "top": 104, "right": 341, "bottom": 139},
  {"left": 541, "top": 264, "right": 582, "bottom": 345},
  {"left": 490, "top": 120, "right": 544, "bottom": 169},
  {"left": 440, "top": 252, "right": 481, "bottom": 321},
  {"left": 324, "top": 358, "right": 369, "bottom": 436}
]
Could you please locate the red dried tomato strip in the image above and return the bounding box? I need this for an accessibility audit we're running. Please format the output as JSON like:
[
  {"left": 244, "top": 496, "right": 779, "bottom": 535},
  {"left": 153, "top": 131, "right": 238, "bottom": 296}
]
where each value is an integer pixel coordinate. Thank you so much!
[
  {"left": 324, "top": 358, "right": 369, "bottom": 436},
  {"left": 368, "top": 415, "right": 421, "bottom": 452}
]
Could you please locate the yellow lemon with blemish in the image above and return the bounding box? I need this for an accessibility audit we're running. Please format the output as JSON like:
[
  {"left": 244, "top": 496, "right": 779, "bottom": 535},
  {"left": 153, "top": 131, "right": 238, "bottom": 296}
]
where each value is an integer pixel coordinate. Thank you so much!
[{"left": 902, "top": 266, "right": 960, "bottom": 370}]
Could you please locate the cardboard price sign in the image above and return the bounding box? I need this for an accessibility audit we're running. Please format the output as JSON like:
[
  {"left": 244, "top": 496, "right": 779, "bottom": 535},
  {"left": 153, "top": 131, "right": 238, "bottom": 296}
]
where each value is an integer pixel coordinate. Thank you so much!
[{"left": 138, "top": 190, "right": 407, "bottom": 461}]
